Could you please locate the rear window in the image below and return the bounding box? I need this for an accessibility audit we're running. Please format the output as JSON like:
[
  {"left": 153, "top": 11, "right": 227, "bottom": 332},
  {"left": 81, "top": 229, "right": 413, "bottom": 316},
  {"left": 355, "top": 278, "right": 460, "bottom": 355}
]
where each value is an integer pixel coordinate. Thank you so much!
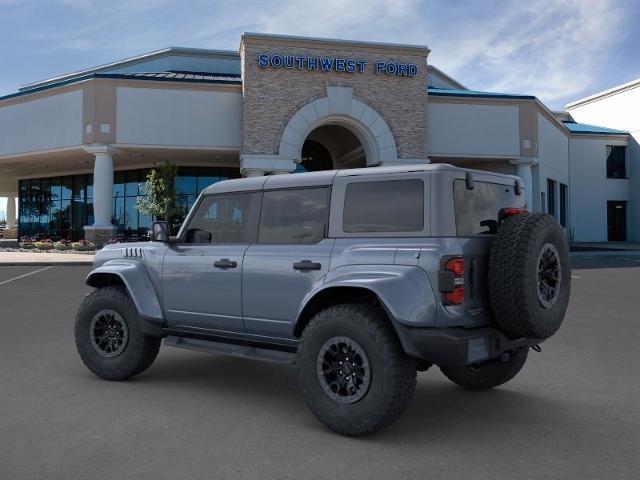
[
  {"left": 343, "top": 179, "right": 424, "bottom": 233},
  {"left": 454, "top": 179, "right": 524, "bottom": 235}
]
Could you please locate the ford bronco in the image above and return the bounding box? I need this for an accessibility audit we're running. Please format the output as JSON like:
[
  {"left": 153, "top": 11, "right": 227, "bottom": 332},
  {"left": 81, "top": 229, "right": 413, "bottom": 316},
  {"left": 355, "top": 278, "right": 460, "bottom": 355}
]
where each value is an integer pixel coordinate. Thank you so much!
[{"left": 75, "top": 164, "right": 570, "bottom": 436}]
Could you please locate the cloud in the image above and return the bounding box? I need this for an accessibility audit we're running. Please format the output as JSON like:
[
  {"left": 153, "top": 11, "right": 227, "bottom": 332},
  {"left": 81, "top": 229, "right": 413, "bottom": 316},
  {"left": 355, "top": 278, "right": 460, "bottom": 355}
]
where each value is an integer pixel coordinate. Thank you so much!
[
  {"left": 2, "top": 0, "right": 634, "bottom": 108},
  {"left": 428, "top": 0, "right": 626, "bottom": 107},
  {"left": 184, "top": 0, "right": 631, "bottom": 108}
]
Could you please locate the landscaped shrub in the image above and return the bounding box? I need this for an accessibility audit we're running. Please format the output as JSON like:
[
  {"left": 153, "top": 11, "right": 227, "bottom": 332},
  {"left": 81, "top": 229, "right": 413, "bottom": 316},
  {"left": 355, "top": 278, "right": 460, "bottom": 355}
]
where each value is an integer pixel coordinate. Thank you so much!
[
  {"left": 54, "top": 239, "right": 73, "bottom": 251},
  {"left": 71, "top": 240, "right": 96, "bottom": 251},
  {"left": 33, "top": 239, "right": 54, "bottom": 250},
  {"left": 18, "top": 236, "right": 33, "bottom": 249}
]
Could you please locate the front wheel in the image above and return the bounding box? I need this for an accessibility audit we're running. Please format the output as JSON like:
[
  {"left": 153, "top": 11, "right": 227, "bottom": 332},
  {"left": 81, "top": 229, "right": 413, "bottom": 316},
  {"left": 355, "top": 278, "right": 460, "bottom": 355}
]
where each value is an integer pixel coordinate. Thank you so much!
[
  {"left": 296, "top": 303, "right": 417, "bottom": 436},
  {"left": 440, "top": 347, "right": 529, "bottom": 390},
  {"left": 75, "top": 286, "right": 161, "bottom": 381}
]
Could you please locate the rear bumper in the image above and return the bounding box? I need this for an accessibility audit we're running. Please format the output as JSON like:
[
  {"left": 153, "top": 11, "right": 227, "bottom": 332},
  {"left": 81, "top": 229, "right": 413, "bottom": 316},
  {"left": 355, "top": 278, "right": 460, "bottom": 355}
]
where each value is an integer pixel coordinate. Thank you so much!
[{"left": 399, "top": 325, "right": 541, "bottom": 367}]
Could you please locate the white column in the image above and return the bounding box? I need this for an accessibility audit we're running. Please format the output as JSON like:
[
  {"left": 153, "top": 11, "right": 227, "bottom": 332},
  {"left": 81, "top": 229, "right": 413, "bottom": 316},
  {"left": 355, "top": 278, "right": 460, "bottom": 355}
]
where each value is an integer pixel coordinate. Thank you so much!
[
  {"left": 83, "top": 146, "right": 120, "bottom": 243},
  {"left": 6, "top": 196, "right": 16, "bottom": 229},
  {"left": 510, "top": 158, "right": 537, "bottom": 210},
  {"left": 92, "top": 152, "right": 114, "bottom": 226}
]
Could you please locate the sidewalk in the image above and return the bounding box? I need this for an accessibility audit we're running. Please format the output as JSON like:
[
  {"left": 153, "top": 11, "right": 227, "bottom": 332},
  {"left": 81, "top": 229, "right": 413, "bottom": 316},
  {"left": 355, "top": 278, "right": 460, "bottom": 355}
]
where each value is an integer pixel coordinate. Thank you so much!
[
  {"left": 570, "top": 242, "right": 640, "bottom": 252},
  {"left": 0, "top": 251, "right": 95, "bottom": 266}
]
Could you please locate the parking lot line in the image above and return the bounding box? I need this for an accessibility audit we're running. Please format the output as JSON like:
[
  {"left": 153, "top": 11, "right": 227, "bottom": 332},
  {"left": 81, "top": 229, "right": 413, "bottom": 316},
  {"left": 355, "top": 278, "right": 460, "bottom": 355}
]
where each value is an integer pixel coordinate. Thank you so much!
[{"left": 0, "top": 266, "right": 52, "bottom": 286}]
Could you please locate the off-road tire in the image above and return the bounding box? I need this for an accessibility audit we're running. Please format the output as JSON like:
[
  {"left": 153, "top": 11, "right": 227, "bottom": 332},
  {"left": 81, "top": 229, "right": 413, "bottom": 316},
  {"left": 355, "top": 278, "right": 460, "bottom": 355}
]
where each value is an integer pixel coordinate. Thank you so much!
[
  {"left": 296, "top": 303, "right": 417, "bottom": 436},
  {"left": 75, "top": 286, "right": 161, "bottom": 381},
  {"left": 488, "top": 213, "right": 570, "bottom": 339},
  {"left": 441, "top": 347, "right": 529, "bottom": 390}
]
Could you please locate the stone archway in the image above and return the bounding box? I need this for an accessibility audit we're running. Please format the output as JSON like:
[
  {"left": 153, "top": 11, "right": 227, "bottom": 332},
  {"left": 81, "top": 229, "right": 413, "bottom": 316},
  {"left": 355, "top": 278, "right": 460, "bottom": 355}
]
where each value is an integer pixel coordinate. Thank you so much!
[{"left": 278, "top": 86, "right": 398, "bottom": 168}]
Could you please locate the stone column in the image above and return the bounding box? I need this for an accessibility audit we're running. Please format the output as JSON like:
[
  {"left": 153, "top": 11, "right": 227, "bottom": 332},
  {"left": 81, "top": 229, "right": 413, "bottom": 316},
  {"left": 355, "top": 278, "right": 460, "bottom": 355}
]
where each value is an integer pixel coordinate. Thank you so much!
[
  {"left": 84, "top": 145, "right": 119, "bottom": 246},
  {"left": 510, "top": 158, "right": 537, "bottom": 211}
]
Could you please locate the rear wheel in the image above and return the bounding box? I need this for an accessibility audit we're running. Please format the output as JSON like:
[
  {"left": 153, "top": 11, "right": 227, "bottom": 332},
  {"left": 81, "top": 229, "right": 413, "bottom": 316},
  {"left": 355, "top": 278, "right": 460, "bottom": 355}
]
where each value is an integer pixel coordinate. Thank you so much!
[
  {"left": 296, "top": 303, "right": 416, "bottom": 436},
  {"left": 75, "top": 286, "right": 161, "bottom": 381},
  {"left": 441, "top": 347, "right": 529, "bottom": 390}
]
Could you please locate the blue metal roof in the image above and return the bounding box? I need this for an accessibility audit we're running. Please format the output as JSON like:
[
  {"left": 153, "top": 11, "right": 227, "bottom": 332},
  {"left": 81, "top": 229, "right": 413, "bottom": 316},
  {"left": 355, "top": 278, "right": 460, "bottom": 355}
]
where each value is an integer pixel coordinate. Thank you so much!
[
  {"left": 562, "top": 121, "right": 628, "bottom": 135},
  {"left": 427, "top": 87, "right": 536, "bottom": 100},
  {"left": 0, "top": 71, "right": 242, "bottom": 102}
]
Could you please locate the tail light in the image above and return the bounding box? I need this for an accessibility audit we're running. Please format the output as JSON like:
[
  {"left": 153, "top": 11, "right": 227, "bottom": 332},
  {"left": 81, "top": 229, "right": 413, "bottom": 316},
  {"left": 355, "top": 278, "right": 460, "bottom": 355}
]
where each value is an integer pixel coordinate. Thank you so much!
[
  {"left": 440, "top": 257, "right": 465, "bottom": 305},
  {"left": 499, "top": 207, "right": 528, "bottom": 221}
]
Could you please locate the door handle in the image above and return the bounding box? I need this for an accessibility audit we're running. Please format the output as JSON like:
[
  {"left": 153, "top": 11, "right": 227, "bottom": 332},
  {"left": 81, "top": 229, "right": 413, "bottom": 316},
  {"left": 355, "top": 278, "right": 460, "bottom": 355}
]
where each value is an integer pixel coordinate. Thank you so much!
[
  {"left": 214, "top": 258, "right": 237, "bottom": 269},
  {"left": 293, "top": 260, "right": 321, "bottom": 271}
]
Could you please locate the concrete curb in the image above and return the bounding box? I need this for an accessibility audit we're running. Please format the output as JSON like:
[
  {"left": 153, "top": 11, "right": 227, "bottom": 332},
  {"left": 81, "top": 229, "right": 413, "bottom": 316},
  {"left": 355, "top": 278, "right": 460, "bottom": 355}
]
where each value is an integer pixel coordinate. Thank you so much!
[{"left": 570, "top": 250, "right": 640, "bottom": 257}]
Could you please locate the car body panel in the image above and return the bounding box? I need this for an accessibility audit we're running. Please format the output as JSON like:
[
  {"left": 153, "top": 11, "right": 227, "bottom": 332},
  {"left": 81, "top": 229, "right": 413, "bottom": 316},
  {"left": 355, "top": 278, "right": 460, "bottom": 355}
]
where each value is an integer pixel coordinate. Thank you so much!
[
  {"left": 162, "top": 244, "right": 248, "bottom": 332},
  {"left": 86, "top": 257, "right": 164, "bottom": 327},
  {"left": 242, "top": 239, "right": 335, "bottom": 338}
]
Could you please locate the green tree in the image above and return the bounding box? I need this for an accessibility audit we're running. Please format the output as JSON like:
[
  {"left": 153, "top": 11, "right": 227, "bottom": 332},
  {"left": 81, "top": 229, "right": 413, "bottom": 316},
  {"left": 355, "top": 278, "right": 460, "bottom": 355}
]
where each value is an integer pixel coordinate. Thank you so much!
[{"left": 135, "top": 161, "right": 181, "bottom": 232}]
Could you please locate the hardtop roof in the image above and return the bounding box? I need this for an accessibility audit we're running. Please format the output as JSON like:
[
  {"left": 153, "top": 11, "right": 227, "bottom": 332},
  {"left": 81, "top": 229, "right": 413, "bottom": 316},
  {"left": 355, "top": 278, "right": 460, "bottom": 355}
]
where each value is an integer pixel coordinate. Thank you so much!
[{"left": 202, "top": 163, "right": 520, "bottom": 195}]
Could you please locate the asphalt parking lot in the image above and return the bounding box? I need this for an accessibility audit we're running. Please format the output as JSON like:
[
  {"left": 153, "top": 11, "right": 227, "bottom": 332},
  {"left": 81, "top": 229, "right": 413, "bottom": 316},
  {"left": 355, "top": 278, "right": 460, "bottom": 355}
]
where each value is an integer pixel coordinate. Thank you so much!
[{"left": 1, "top": 256, "right": 639, "bottom": 479}]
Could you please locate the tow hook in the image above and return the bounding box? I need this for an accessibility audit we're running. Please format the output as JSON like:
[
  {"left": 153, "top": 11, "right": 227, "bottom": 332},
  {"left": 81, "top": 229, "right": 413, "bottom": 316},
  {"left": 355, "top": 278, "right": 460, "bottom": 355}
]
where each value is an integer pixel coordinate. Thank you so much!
[{"left": 531, "top": 344, "right": 542, "bottom": 353}]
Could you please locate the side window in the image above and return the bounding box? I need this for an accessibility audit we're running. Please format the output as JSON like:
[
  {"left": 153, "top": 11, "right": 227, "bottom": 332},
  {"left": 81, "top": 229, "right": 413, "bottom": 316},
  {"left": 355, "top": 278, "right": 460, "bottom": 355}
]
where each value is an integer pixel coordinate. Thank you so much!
[
  {"left": 606, "top": 145, "right": 626, "bottom": 179},
  {"left": 343, "top": 179, "right": 424, "bottom": 233},
  {"left": 259, "top": 188, "right": 330, "bottom": 244},
  {"left": 184, "top": 192, "right": 259, "bottom": 244}
]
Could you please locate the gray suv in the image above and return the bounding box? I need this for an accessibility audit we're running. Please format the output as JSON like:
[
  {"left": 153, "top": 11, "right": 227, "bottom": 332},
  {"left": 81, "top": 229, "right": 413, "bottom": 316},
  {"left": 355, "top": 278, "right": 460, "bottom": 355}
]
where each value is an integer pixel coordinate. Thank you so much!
[{"left": 75, "top": 164, "right": 570, "bottom": 436}]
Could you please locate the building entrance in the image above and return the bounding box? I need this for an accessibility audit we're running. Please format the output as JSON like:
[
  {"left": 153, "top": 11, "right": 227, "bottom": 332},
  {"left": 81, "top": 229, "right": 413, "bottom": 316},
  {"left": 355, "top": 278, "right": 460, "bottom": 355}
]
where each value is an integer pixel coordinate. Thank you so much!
[{"left": 300, "top": 124, "right": 366, "bottom": 171}]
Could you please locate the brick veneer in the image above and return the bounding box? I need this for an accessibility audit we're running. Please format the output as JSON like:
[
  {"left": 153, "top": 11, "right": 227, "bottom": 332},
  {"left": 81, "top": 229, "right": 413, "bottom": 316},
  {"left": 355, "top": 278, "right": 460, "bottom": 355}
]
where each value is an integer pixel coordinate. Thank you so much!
[{"left": 240, "top": 36, "right": 429, "bottom": 160}]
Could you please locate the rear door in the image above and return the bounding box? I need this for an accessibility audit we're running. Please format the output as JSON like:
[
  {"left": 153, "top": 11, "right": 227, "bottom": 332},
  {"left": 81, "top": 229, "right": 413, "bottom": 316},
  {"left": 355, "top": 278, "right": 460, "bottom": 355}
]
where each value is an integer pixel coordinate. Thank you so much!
[{"left": 242, "top": 187, "right": 333, "bottom": 339}]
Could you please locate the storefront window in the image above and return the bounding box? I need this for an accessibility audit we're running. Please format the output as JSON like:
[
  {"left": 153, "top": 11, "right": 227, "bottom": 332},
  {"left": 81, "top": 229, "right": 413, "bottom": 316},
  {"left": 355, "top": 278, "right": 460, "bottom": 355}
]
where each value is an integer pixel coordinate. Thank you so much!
[{"left": 18, "top": 166, "right": 240, "bottom": 241}]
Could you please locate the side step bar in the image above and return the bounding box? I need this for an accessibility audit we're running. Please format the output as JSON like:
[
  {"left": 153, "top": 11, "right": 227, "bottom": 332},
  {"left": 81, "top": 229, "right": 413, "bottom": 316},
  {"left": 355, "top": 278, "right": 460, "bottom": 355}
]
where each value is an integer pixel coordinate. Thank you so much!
[{"left": 164, "top": 335, "right": 296, "bottom": 365}]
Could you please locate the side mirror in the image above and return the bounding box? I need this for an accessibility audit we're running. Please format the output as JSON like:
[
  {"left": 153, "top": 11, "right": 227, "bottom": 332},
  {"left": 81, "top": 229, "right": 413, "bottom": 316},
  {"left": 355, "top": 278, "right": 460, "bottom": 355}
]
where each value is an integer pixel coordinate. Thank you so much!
[{"left": 150, "top": 221, "right": 170, "bottom": 242}]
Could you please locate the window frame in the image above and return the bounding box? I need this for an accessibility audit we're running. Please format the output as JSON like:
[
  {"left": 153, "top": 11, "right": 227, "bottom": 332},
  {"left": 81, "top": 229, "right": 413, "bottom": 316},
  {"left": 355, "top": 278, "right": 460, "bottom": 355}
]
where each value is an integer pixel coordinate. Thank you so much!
[
  {"left": 256, "top": 186, "right": 332, "bottom": 245},
  {"left": 606, "top": 145, "right": 627, "bottom": 179},
  {"left": 177, "top": 191, "right": 261, "bottom": 245},
  {"left": 559, "top": 183, "right": 568, "bottom": 227},
  {"left": 329, "top": 172, "right": 430, "bottom": 238},
  {"left": 547, "top": 178, "right": 557, "bottom": 217}
]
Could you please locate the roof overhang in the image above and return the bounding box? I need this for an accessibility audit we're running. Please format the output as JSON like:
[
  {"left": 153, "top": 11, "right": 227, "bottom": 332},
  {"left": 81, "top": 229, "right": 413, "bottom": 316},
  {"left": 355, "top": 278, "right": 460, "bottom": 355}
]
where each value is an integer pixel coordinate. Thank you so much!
[
  {"left": 19, "top": 47, "right": 240, "bottom": 93},
  {"left": 565, "top": 78, "right": 640, "bottom": 109}
]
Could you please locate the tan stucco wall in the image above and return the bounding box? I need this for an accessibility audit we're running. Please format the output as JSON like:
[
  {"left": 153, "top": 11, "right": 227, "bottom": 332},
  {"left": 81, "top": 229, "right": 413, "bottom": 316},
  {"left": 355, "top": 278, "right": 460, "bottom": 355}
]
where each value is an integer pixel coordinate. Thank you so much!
[{"left": 240, "top": 35, "right": 429, "bottom": 159}]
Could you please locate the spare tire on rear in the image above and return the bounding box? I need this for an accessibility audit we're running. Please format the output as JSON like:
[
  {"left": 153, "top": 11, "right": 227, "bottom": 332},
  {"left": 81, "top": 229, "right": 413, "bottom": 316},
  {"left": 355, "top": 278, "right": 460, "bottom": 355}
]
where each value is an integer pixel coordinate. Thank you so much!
[{"left": 488, "top": 213, "right": 570, "bottom": 340}]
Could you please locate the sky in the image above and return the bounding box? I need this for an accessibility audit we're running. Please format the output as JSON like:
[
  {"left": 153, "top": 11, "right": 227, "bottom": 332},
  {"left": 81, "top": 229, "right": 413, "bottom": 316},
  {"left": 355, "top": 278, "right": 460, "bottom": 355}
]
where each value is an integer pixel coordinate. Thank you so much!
[{"left": 0, "top": 0, "right": 639, "bottom": 217}]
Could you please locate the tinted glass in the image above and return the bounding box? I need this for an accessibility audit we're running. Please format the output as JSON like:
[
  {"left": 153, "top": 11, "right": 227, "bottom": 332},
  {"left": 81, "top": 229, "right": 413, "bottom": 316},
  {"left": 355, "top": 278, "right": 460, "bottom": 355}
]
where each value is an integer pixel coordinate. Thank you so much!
[
  {"left": 560, "top": 183, "right": 568, "bottom": 227},
  {"left": 17, "top": 167, "right": 240, "bottom": 241},
  {"left": 125, "top": 170, "right": 139, "bottom": 197},
  {"left": 259, "top": 188, "right": 329, "bottom": 244},
  {"left": 343, "top": 179, "right": 424, "bottom": 233},
  {"left": 113, "top": 171, "right": 125, "bottom": 199},
  {"left": 61, "top": 177, "right": 73, "bottom": 200},
  {"left": 454, "top": 180, "right": 524, "bottom": 235},
  {"left": 547, "top": 179, "right": 556, "bottom": 216},
  {"left": 175, "top": 167, "right": 198, "bottom": 195},
  {"left": 184, "top": 193, "right": 258, "bottom": 244},
  {"left": 606, "top": 145, "right": 626, "bottom": 179}
]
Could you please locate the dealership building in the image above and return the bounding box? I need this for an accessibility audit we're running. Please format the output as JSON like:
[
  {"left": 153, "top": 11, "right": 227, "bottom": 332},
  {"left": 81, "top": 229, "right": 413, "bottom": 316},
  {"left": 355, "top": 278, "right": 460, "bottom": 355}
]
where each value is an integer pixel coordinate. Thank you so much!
[{"left": 0, "top": 33, "right": 636, "bottom": 244}]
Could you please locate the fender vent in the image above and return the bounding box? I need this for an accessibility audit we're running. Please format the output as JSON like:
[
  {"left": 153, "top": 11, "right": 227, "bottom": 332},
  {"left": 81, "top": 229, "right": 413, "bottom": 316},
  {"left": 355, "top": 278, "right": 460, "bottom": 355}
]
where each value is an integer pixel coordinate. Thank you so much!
[{"left": 124, "top": 247, "right": 143, "bottom": 258}]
